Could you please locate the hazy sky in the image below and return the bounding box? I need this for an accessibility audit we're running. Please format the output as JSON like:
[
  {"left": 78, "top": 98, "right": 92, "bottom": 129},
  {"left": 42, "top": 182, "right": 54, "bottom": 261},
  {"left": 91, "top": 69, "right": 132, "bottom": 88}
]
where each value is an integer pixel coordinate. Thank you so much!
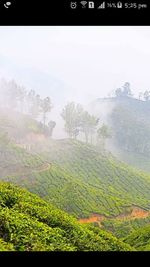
[{"left": 0, "top": 26, "right": 150, "bottom": 103}]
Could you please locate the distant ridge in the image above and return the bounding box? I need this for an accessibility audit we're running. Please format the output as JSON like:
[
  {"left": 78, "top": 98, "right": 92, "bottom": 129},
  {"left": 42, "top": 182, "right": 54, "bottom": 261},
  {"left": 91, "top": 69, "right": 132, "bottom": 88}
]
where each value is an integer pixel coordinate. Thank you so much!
[{"left": 89, "top": 96, "right": 150, "bottom": 172}]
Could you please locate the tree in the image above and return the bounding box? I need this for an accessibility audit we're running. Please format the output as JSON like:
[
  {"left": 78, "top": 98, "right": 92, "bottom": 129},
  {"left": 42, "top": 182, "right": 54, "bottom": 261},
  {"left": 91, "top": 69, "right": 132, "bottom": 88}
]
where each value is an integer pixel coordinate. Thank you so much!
[
  {"left": 80, "top": 111, "right": 99, "bottom": 143},
  {"left": 61, "top": 102, "right": 82, "bottom": 139},
  {"left": 115, "top": 88, "right": 122, "bottom": 97},
  {"left": 17, "top": 86, "right": 27, "bottom": 113},
  {"left": 40, "top": 97, "right": 52, "bottom": 126},
  {"left": 30, "top": 94, "right": 41, "bottom": 119},
  {"left": 143, "top": 90, "right": 150, "bottom": 101},
  {"left": 138, "top": 92, "right": 143, "bottom": 100},
  {"left": 7, "top": 80, "right": 20, "bottom": 109},
  {"left": 115, "top": 83, "right": 133, "bottom": 98},
  {"left": 61, "top": 102, "right": 99, "bottom": 142},
  {"left": 122, "top": 82, "right": 132, "bottom": 97},
  {"left": 27, "top": 89, "right": 36, "bottom": 114},
  {"left": 48, "top": 121, "right": 56, "bottom": 137},
  {"left": 0, "top": 78, "right": 8, "bottom": 108},
  {"left": 97, "top": 124, "right": 112, "bottom": 148}
]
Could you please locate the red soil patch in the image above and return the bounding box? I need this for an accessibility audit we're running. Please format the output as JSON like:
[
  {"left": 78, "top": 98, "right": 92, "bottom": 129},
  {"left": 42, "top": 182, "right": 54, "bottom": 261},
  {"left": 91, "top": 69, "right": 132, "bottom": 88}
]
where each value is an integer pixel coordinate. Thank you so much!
[
  {"left": 79, "top": 214, "right": 105, "bottom": 225},
  {"left": 117, "top": 207, "right": 150, "bottom": 220},
  {"left": 79, "top": 207, "right": 150, "bottom": 225}
]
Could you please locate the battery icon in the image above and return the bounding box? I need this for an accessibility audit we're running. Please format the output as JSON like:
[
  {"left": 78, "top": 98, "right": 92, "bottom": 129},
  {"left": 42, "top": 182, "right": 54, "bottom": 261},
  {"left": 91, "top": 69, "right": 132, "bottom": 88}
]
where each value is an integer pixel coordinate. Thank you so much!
[{"left": 117, "top": 2, "right": 122, "bottom": 8}]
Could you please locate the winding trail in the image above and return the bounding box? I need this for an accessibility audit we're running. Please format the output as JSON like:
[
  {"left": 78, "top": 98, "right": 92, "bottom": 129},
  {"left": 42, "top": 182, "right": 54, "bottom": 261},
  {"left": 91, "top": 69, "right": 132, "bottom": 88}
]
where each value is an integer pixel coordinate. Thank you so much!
[
  {"left": 2, "top": 162, "right": 52, "bottom": 178},
  {"left": 33, "top": 163, "right": 52, "bottom": 173}
]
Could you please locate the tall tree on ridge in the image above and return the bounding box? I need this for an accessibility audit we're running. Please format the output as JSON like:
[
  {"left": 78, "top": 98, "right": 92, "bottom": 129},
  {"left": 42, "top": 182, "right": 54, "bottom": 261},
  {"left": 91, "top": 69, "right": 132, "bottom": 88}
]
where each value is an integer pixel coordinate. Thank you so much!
[{"left": 40, "top": 97, "right": 52, "bottom": 126}]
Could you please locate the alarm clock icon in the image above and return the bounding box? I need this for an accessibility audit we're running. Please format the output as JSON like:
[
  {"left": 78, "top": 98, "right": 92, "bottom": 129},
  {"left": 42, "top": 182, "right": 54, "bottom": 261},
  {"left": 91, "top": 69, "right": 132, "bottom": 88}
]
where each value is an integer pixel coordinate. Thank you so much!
[{"left": 4, "top": 1, "right": 12, "bottom": 8}]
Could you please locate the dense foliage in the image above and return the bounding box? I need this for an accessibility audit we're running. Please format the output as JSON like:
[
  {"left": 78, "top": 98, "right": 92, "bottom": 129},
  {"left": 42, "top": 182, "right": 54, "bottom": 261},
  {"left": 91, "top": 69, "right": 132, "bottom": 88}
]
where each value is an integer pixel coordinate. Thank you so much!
[
  {"left": 61, "top": 102, "right": 99, "bottom": 143},
  {"left": 0, "top": 182, "right": 133, "bottom": 251},
  {"left": 102, "top": 216, "right": 150, "bottom": 238},
  {"left": 124, "top": 225, "right": 150, "bottom": 251}
]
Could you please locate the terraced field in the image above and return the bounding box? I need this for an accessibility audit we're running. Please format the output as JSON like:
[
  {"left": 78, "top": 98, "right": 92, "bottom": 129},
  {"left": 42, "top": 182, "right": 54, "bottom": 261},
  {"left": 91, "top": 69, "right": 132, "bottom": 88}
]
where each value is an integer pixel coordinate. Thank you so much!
[
  {"left": 0, "top": 145, "right": 46, "bottom": 176},
  {"left": 41, "top": 139, "right": 150, "bottom": 216},
  {"left": 1, "top": 139, "right": 150, "bottom": 219}
]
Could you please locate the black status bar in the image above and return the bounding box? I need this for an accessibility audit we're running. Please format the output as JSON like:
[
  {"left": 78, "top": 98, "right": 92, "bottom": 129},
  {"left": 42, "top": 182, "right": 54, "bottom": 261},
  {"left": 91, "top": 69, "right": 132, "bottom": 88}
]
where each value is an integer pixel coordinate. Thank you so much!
[{"left": 0, "top": 0, "right": 150, "bottom": 25}]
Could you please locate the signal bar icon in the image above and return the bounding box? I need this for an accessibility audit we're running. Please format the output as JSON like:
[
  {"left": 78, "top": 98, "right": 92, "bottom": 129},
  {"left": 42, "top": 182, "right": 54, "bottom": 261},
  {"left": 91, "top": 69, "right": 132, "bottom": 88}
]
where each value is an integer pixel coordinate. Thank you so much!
[{"left": 98, "top": 2, "right": 105, "bottom": 9}]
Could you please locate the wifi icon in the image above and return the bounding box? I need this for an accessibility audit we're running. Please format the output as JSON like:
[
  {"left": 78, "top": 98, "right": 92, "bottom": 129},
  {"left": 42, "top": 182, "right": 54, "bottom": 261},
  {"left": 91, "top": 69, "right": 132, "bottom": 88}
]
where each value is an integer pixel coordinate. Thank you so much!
[{"left": 80, "top": 1, "right": 88, "bottom": 8}]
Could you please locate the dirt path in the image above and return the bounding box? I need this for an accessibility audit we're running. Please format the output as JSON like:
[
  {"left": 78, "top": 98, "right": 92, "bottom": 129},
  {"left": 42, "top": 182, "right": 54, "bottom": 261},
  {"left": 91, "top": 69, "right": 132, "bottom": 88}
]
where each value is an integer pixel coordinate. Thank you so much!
[
  {"left": 33, "top": 163, "right": 51, "bottom": 173},
  {"left": 3, "top": 162, "right": 52, "bottom": 178},
  {"left": 79, "top": 207, "right": 150, "bottom": 225}
]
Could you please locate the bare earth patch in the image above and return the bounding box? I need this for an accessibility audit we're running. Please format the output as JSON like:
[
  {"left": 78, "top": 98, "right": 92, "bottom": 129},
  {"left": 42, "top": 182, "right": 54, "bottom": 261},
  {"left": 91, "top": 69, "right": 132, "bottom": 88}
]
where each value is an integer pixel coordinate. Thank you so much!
[
  {"left": 79, "top": 214, "right": 105, "bottom": 226},
  {"left": 117, "top": 206, "right": 150, "bottom": 220},
  {"left": 79, "top": 207, "right": 150, "bottom": 225}
]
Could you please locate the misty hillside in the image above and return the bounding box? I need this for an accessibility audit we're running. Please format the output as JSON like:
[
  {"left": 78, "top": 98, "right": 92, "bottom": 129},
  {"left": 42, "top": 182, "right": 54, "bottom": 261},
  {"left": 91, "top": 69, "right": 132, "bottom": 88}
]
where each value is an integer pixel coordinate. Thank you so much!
[
  {"left": 2, "top": 26, "right": 150, "bottom": 252},
  {"left": 89, "top": 96, "right": 150, "bottom": 173},
  {"left": 0, "top": 182, "right": 133, "bottom": 251},
  {"left": 1, "top": 80, "right": 150, "bottom": 251},
  {"left": 1, "top": 109, "right": 150, "bottom": 219}
]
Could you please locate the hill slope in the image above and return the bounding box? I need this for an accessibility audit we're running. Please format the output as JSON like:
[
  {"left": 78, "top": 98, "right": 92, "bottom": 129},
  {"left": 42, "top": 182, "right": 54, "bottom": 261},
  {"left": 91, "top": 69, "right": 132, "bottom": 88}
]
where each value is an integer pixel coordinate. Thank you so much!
[
  {"left": 1, "top": 136, "right": 150, "bottom": 218},
  {"left": 0, "top": 182, "right": 133, "bottom": 251},
  {"left": 41, "top": 139, "right": 150, "bottom": 216}
]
